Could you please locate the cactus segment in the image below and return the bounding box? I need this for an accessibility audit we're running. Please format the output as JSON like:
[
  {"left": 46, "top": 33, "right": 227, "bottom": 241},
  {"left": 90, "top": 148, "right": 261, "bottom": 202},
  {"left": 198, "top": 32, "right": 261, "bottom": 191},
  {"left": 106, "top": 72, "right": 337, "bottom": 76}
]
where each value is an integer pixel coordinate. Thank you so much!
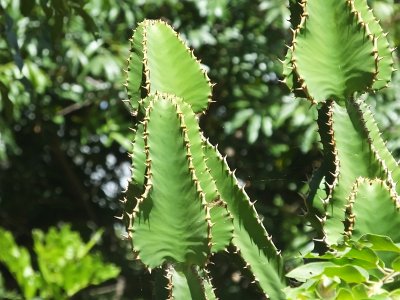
[
  {"left": 305, "top": 162, "right": 327, "bottom": 237},
  {"left": 123, "top": 123, "right": 146, "bottom": 228},
  {"left": 289, "top": 0, "right": 377, "bottom": 103},
  {"left": 354, "top": 100, "right": 400, "bottom": 200},
  {"left": 129, "top": 95, "right": 211, "bottom": 268},
  {"left": 353, "top": 0, "right": 394, "bottom": 90},
  {"left": 125, "top": 24, "right": 145, "bottom": 113},
  {"left": 323, "top": 100, "right": 381, "bottom": 245},
  {"left": 345, "top": 178, "right": 400, "bottom": 241},
  {"left": 203, "top": 142, "right": 286, "bottom": 300},
  {"left": 166, "top": 265, "right": 216, "bottom": 300},
  {"left": 310, "top": 99, "right": 400, "bottom": 246},
  {"left": 177, "top": 99, "right": 233, "bottom": 252},
  {"left": 126, "top": 20, "right": 212, "bottom": 114}
]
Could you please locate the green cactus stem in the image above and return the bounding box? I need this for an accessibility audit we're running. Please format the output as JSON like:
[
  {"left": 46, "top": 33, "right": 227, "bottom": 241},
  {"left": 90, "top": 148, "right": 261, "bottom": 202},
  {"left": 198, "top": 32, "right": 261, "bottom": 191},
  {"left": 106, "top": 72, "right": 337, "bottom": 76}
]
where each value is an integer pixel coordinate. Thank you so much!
[
  {"left": 125, "top": 19, "right": 212, "bottom": 114},
  {"left": 122, "top": 19, "right": 285, "bottom": 299},
  {"left": 166, "top": 264, "right": 217, "bottom": 300},
  {"left": 284, "top": 0, "right": 399, "bottom": 247}
]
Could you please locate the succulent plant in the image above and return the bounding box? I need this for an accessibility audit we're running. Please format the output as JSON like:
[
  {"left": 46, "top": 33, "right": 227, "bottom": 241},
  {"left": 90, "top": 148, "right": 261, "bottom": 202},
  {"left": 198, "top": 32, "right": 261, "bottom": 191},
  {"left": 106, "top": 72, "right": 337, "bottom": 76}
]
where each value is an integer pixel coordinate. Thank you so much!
[
  {"left": 121, "top": 20, "right": 285, "bottom": 299},
  {"left": 283, "top": 0, "right": 400, "bottom": 247}
]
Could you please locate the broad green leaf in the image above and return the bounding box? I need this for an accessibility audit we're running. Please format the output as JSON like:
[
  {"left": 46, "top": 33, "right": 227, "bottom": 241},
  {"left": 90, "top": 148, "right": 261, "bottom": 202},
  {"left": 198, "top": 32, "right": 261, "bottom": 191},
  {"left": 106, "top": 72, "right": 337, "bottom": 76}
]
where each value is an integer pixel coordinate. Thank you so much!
[
  {"left": 0, "top": 228, "right": 39, "bottom": 299},
  {"left": 336, "top": 288, "right": 355, "bottom": 300},
  {"left": 130, "top": 95, "right": 210, "bottom": 268},
  {"left": 341, "top": 247, "right": 379, "bottom": 269},
  {"left": 285, "top": 262, "right": 336, "bottom": 282},
  {"left": 358, "top": 234, "right": 400, "bottom": 253},
  {"left": 351, "top": 284, "right": 369, "bottom": 299},
  {"left": 33, "top": 225, "right": 120, "bottom": 298},
  {"left": 324, "top": 265, "right": 369, "bottom": 283},
  {"left": 291, "top": 0, "right": 376, "bottom": 102},
  {"left": 392, "top": 256, "right": 400, "bottom": 271},
  {"left": 247, "top": 114, "right": 261, "bottom": 144}
]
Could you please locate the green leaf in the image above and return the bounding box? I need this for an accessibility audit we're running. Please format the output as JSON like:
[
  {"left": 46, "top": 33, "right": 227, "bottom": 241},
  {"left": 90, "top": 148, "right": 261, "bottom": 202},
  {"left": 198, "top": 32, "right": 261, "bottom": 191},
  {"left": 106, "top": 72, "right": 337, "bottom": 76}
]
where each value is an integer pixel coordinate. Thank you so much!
[
  {"left": 33, "top": 225, "right": 120, "bottom": 298},
  {"left": 341, "top": 246, "right": 379, "bottom": 269},
  {"left": 336, "top": 288, "right": 355, "bottom": 300},
  {"left": 358, "top": 234, "right": 400, "bottom": 253},
  {"left": 247, "top": 114, "right": 261, "bottom": 144},
  {"left": 324, "top": 265, "right": 369, "bottom": 283},
  {"left": 391, "top": 256, "right": 400, "bottom": 271},
  {"left": 286, "top": 262, "right": 336, "bottom": 282},
  {"left": 0, "top": 228, "right": 39, "bottom": 299}
]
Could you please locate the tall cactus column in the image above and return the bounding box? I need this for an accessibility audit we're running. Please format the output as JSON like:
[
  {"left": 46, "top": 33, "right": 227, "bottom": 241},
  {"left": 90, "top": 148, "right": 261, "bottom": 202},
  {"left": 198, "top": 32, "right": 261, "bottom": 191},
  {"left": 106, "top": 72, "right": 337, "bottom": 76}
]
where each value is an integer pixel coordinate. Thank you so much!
[
  {"left": 284, "top": 0, "right": 400, "bottom": 247},
  {"left": 121, "top": 20, "right": 285, "bottom": 299}
]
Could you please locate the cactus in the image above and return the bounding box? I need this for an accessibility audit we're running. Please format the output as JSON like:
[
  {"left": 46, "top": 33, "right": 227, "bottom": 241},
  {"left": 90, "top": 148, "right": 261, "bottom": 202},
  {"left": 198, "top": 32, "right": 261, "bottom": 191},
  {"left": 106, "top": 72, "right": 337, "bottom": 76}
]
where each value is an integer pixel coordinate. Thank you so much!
[
  {"left": 284, "top": 0, "right": 400, "bottom": 247},
  {"left": 121, "top": 20, "right": 285, "bottom": 299},
  {"left": 121, "top": 2, "right": 400, "bottom": 297}
]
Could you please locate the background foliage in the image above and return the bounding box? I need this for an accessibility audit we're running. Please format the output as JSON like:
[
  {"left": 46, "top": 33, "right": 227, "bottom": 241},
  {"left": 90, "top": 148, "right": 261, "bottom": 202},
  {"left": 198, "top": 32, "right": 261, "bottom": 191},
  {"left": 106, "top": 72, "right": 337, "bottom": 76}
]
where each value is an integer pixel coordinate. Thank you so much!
[{"left": 0, "top": 0, "right": 400, "bottom": 298}]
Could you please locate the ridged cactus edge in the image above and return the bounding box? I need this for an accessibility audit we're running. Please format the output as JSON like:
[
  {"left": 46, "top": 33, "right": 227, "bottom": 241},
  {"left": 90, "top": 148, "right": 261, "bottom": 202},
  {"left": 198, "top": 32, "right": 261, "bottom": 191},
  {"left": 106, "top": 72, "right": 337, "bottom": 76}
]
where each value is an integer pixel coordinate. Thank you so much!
[
  {"left": 121, "top": 19, "right": 285, "bottom": 299},
  {"left": 284, "top": 0, "right": 400, "bottom": 248}
]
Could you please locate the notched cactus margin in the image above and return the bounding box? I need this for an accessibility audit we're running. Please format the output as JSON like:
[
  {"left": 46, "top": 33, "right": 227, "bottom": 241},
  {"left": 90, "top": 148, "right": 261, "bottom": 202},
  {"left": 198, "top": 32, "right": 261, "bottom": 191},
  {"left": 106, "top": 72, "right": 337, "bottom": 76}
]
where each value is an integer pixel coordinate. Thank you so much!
[
  {"left": 177, "top": 98, "right": 234, "bottom": 253},
  {"left": 306, "top": 99, "right": 400, "bottom": 247},
  {"left": 353, "top": 0, "right": 395, "bottom": 90},
  {"left": 284, "top": 0, "right": 399, "bottom": 247},
  {"left": 354, "top": 99, "right": 400, "bottom": 202},
  {"left": 166, "top": 264, "right": 217, "bottom": 300},
  {"left": 128, "top": 95, "right": 212, "bottom": 268},
  {"left": 203, "top": 141, "right": 286, "bottom": 300},
  {"left": 124, "top": 19, "right": 213, "bottom": 114},
  {"left": 284, "top": 0, "right": 383, "bottom": 103},
  {"left": 344, "top": 178, "right": 400, "bottom": 242},
  {"left": 121, "top": 123, "right": 146, "bottom": 229},
  {"left": 123, "top": 19, "right": 285, "bottom": 299}
]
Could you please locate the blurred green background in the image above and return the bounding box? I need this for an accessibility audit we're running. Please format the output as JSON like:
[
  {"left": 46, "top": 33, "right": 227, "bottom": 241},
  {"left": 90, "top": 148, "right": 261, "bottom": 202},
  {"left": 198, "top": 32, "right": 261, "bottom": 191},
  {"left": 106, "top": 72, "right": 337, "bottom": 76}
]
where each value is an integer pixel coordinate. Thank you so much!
[{"left": 1, "top": 0, "right": 400, "bottom": 299}]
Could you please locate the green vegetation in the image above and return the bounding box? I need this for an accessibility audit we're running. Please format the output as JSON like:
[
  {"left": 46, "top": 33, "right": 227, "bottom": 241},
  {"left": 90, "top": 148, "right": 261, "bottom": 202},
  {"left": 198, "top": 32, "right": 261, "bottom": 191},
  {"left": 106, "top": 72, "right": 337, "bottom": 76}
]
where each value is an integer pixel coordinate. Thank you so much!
[
  {"left": 1, "top": 0, "right": 400, "bottom": 299},
  {"left": 0, "top": 225, "right": 120, "bottom": 299}
]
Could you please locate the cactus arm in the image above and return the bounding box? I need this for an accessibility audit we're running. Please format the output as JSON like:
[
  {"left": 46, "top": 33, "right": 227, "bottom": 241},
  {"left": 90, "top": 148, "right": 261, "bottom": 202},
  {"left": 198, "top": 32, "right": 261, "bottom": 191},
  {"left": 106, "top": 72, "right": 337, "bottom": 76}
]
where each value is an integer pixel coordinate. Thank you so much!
[
  {"left": 323, "top": 101, "right": 381, "bottom": 245},
  {"left": 203, "top": 142, "right": 286, "bottom": 300},
  {"left": 304, "top": 161, "right": 327, "bottom": 239},
  {"left": 177, "top": 98, "right": 233, "bottom": 253},
  {"left": 123, "top": 123, "right": 146, "bottom": 227},
  {"left": 353, "top": 0, "right": 394, "bottom": 90},
  {"left": 126, "top": 20, "right": 212, "bottom": 114},
  {"left": 166, "top": 265, "right": 217, "bottom": 300},
  {"left": 291, "top": 0, "right": 377, "bottom": 103},
  {"left": 125, "top": 24, "right": 145, "bottom": 112},
  {"left": 354, "top": 99, "right": 400, "bottom": 200},
  {"left": 314, "top": 99, "right": 400, "bottom": 246},
  {"left": 345, "top": 178, "right": 400, "bottom": 241},
  {"left": 129, "top": 94, "right": 211, "bottom": 268}
]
